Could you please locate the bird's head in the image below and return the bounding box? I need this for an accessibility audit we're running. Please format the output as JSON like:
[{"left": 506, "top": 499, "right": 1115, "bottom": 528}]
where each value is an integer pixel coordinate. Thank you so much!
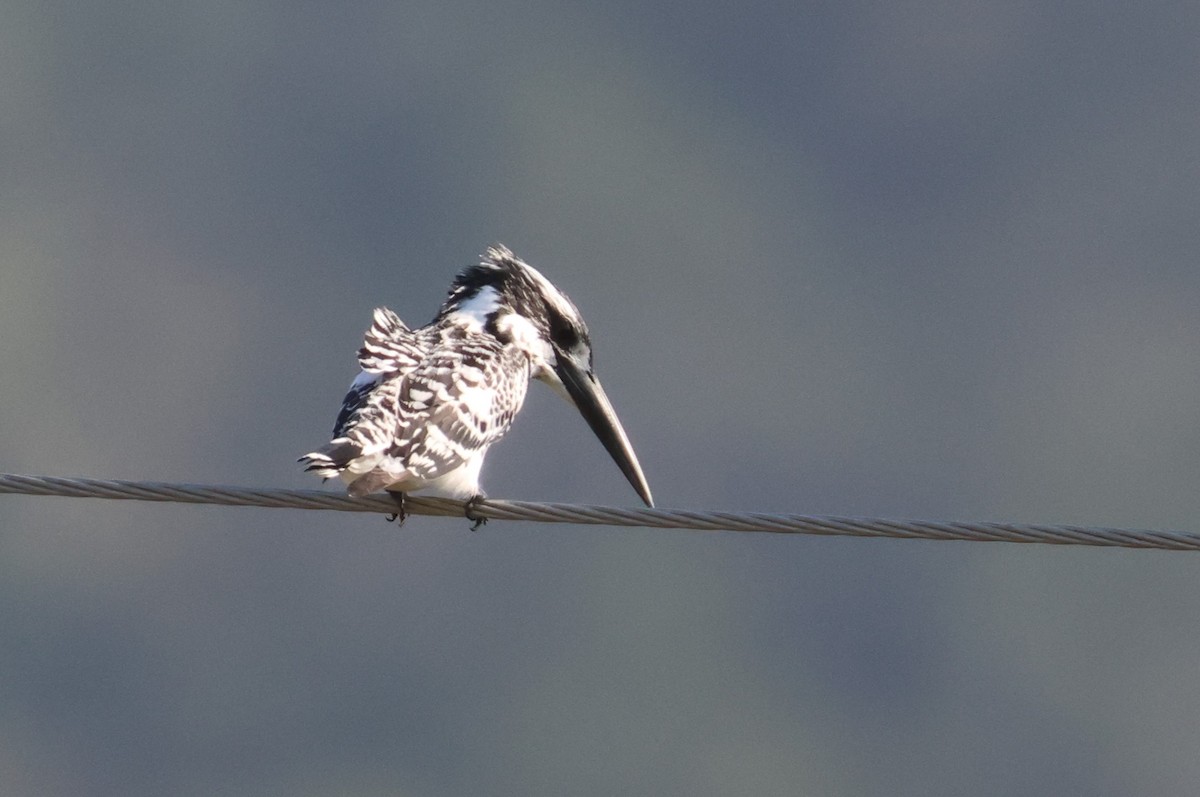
[{"left": 440, "top": 245, "right": 654, "bottom": 507}]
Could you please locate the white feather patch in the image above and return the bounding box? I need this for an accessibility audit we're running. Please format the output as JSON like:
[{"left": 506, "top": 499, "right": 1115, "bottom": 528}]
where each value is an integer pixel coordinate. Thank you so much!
[{"left": 445, "top": 286, "right": 500, "bottom": 332}]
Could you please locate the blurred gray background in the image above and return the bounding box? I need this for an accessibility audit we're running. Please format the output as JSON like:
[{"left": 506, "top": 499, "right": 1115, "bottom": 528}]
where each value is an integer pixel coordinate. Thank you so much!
[{"left": 2, "top": 2, "right": 1199, "bottom": 795}]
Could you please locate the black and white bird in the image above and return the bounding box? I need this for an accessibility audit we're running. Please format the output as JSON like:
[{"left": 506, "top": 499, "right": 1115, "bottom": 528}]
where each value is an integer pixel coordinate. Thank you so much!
[{"left": 300, "top": 245, "right": 653, "bottom": 520}]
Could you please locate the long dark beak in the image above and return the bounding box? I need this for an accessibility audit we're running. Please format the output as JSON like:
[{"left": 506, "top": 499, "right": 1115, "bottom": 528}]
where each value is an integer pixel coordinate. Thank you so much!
[{"left": 556, "top": 356, "right": 654, "bottom": 507}]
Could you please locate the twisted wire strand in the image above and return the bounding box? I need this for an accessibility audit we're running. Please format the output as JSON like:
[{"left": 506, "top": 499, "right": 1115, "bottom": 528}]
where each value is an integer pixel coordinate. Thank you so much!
[{"left": 0, "top": 472, "right": 1195, "bottom": 551}]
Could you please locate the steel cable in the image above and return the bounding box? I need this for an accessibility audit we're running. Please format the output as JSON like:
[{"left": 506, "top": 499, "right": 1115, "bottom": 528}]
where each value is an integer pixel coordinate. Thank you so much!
[{"left": 0, "top": 472, "right": 1195, "bottom": 550}]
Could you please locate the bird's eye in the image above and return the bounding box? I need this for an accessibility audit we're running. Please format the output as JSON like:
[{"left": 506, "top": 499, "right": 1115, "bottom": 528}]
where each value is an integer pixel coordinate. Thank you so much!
[{"left": 547, "top": 312, "right": 580, "bottom": 350}]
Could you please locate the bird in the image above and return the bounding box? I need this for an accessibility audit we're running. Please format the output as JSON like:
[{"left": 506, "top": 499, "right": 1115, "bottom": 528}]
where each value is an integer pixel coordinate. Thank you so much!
[{"left": 299, "top": 245, "right": 654, "bottom": 524}]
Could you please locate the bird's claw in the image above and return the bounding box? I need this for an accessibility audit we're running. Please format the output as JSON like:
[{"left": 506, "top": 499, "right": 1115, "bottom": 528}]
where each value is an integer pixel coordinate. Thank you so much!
[
  {"left": 465, "top": 494, "right": 488, "bottom": 531},
  {"left": 385, "top": 490, "right": 407, "bottom": 526}
]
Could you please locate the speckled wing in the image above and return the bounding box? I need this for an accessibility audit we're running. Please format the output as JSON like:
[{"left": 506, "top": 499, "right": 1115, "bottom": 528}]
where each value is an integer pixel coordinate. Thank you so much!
[
  {"left": 386, "top": 336, "right": 531, "bottom": 483},
  {"left": 299, "top": 307, "right": 425, "bottom": 479},
  {"left": 356, "top": 307, "right": 418, "bottom": 375},
  {"left": 301, "top": 320, "right": 533, "bottom": 497},
  {"left": 326, "top": 307, "right": 423, "bottom": 438}
]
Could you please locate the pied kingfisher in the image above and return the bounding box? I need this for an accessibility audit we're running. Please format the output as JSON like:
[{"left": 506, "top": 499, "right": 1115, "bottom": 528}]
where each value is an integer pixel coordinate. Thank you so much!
[{"left": 300, "top": 245, "right": 654, "bottom": 521}]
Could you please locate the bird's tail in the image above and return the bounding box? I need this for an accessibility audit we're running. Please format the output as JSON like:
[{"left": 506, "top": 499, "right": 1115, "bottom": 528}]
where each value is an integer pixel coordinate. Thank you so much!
[{"left": 297, "top": 438, "right": 362, "bottom": 480}]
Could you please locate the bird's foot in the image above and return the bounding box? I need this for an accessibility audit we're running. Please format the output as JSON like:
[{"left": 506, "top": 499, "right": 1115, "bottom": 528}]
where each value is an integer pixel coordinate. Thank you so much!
[
  {"left": 385, "top": 490, "right": 407, "bottom": 525},
  {"left": 465, "top": 494, "right": 488, "bottom": 531}
]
